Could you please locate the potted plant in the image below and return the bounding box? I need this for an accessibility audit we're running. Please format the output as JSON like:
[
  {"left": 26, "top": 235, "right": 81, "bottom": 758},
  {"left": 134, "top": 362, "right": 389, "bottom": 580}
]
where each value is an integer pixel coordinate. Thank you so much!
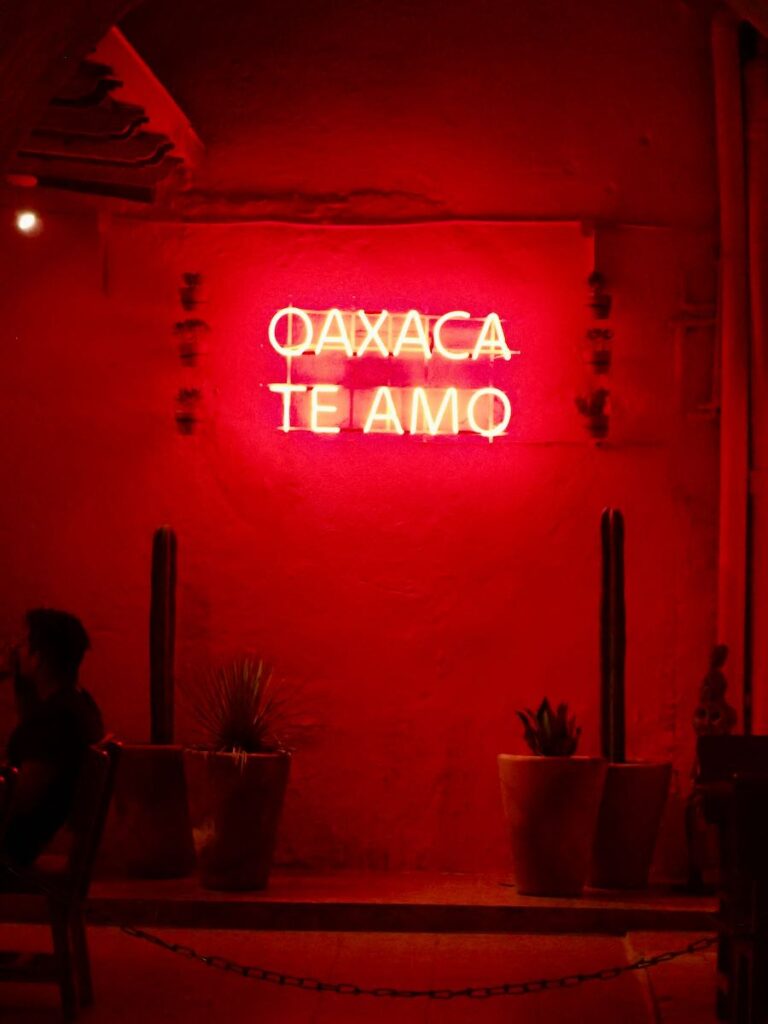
[
  {"left": 498, "top": 700, "right": 607, "bottom": 897},
  {"left": 98, "top": 526, "right": 195, "bottom": 880},
  {"left": 183, "top": 658, "right": 292, "bottom": 891},
  {"left": 589, "top": 508, "right": 672, "bottom": 889}
]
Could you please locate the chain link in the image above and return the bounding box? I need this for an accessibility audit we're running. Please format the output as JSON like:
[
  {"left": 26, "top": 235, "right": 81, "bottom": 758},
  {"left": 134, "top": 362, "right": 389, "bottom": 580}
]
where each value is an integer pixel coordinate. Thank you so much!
[
  {"left": 4, "top": 864, "right": 716, "bottom": 1001},
  {"left": 99, "top": 909, "right": 717, "bottom": 1000}
]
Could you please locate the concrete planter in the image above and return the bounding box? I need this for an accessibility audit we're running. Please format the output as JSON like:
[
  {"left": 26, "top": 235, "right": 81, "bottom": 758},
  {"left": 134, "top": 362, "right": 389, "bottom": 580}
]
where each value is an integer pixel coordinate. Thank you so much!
[
  {"left": 184, "top": 749, "right": 291, "bottom": 891},
  {"left": 589, "top": 761, "right": 672, "bottom": 889},
  {"left": 498, "top": 754, "right": 607, "bottom": 896}
]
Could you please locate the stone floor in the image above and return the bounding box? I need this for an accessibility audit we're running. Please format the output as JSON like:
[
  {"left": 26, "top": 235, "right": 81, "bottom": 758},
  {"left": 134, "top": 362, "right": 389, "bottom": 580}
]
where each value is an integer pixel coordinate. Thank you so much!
[{"left": 0, "top": 925, "right": 717, "bottom": 1022}]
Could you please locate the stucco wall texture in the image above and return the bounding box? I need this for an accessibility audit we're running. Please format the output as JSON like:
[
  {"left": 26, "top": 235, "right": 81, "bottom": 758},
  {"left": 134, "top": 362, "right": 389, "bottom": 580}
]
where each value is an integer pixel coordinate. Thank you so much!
[{"left": 0, "top": 0, "right": 720, "bottom": 874}]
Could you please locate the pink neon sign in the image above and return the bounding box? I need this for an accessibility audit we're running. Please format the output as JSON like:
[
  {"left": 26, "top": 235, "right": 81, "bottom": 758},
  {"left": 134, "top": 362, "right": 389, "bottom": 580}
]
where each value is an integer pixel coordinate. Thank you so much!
[{"left": 267, "top": 307, "right": 518, "bottom": 439}]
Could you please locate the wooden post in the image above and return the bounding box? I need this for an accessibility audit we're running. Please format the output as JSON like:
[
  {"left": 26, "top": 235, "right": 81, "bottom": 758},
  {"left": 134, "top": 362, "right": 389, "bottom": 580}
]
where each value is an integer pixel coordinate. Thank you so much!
[
  {"left": 746, "top": 43, "right": 768, "bottom": 734},
  {"left": 712, "top": 9, "right": 751, "bottom": 731}
]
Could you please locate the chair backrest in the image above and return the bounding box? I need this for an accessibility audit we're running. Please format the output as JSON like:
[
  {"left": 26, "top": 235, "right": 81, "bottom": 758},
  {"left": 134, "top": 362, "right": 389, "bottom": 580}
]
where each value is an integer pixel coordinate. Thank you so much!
[
  {"left": 697, "top": 735, "right": 768, "bottom": 784},
  {"left": 65, "top": 740, "right": 121, "bottom": 899},
  {"left": 0, "top": 766, "right": 17, "bottom": 837}
]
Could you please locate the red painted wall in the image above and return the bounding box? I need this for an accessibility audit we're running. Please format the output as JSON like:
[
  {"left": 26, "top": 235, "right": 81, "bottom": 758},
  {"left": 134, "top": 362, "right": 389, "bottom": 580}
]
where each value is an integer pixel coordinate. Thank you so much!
[{"left": 0, "top": 0, "right": 719, "bottom": 874}]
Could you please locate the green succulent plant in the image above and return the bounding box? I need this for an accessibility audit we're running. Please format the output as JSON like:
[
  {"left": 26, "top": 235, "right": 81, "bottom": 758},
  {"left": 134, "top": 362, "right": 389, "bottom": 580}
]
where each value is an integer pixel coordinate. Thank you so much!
[
  {"left": 193, "top": 658, "right": 287, "bottom": 754},
  {"left": 516, "top": 699, "right": 581, "bottom": 756}
]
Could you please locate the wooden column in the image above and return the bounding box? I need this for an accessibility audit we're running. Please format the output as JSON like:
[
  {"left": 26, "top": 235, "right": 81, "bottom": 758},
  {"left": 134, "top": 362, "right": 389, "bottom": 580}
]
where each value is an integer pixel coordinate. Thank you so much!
[
  {"left": 747, "top": 43, "right": 768, "bottom": 732},
  {"left": 712, "top": 9, "right": 752, "bottom": 730}
]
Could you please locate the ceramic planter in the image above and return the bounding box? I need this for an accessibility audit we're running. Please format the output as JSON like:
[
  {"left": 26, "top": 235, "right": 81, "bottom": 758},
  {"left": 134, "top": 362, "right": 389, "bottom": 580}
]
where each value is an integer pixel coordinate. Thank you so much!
[
  {"left": 97, "top": 744, "right": 196, "bottom": 879},
  {"left": 498, "top": 754, "right": 607, "bottom": 897},
  {"left": 183, "top": 749, "right": 291, "bottom": 891},
  {"left": 589, "top": 761, "right": 672, "bottom": 889}
]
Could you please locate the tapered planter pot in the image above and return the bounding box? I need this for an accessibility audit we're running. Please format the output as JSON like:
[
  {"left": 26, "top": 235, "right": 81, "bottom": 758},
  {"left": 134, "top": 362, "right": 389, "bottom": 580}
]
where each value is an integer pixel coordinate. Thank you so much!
[
  {"left": 498, "top": 755, "right": 607, "bottom": 896},
  {"left": 97, "top": 745, "right": 196, "bottom": 879},
  {"left": 184, "top": 749, "right": 291, "bottom": 891},
  {"left": 589, "top": 761, "right": 672, "bottom": 889}
]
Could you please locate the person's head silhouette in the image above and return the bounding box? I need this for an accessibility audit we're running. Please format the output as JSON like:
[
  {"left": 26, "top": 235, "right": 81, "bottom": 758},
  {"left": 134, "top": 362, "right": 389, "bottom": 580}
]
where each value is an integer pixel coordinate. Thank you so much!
[{"left": 12, "top": 609, "right": 90, "bottom": 710}]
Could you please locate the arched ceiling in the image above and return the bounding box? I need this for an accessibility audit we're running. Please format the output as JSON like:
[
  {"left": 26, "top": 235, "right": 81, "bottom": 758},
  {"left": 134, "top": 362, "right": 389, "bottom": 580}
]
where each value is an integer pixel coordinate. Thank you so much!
[
  {"left": 117, "top": 0, "right": 722, "bottom": 223},
  {"left": 2, "top": 0, "right": 766, "bottom": 216}
]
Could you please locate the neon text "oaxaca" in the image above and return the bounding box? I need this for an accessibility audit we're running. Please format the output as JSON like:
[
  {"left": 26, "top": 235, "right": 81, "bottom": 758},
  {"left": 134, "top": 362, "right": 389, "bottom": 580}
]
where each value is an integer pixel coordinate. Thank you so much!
[
  {"left": 266, "top": 307, "right": 518, "bottom": 440},
  {"left": 268, "top": 307, "right": 517, "bottom": 361}
]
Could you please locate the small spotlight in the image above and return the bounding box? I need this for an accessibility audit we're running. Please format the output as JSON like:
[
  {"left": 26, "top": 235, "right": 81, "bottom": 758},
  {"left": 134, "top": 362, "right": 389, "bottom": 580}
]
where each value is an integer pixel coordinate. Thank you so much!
[{"left": 15, "top": 210, "right": 42, "bottom": 235}]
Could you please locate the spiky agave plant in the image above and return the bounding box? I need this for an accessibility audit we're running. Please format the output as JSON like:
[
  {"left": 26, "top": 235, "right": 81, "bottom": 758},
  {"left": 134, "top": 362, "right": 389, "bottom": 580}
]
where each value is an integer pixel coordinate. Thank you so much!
[
  {"left": 516, "top": 699, "right": 581, "bottom": 756},
  {"left": 194, "top": 658, "right": 288, "bottom": 754}
]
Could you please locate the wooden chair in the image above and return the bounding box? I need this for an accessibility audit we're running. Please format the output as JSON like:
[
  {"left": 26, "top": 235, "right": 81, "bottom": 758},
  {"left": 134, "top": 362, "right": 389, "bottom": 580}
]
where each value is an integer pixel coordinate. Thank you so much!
[
  {"left": 697, "top": 736, "right": 768, "bottom": 1022},
  {"left": 0, "top": 767, "right": 18, "bottom": 831},
  {"left": 728, "top": 773, "right": 768, "bottom": 1023},
  {"left": 0, "top": 741, "right": 120, "bottom": 1020}
]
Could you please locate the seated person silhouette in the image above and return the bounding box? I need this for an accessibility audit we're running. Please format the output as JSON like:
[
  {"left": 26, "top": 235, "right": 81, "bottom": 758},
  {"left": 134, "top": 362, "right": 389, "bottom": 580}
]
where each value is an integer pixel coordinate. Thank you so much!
[{"left": 1, "top": 609, "right": 104, "bottom": 867}]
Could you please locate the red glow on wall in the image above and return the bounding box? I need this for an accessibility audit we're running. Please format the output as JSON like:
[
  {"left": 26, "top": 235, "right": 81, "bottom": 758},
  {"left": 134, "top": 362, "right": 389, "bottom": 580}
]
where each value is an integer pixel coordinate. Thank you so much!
[{"left": 0, "top": 208, "right": 718, "bottom": 875}]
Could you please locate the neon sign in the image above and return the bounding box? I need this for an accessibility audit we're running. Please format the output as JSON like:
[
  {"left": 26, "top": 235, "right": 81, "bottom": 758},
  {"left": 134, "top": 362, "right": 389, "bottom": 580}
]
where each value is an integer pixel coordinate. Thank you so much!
[{"left": 267, "top": 307, "right": 519, "bottom": 439}]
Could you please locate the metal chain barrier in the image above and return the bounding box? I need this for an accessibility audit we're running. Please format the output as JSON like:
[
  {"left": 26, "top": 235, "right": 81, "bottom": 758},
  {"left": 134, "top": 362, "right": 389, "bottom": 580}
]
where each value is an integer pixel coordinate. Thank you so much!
[
  {"left": 4, "top": 864, "right": 717, "bottom": 1001},
  {"left": 100, "top": 912, "right": 717, "bottom": 1000}
]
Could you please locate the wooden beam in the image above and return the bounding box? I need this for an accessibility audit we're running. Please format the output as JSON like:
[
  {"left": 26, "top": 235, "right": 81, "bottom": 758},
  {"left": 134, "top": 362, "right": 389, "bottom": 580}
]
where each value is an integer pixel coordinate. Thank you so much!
[
  {"left": 18, "top": 132, "right": 174, "bottom": 165},
  {"left": 712, "top": 9, "right": 752, "bottom": 728},
  {"left": 10, "top": 153, "right": 182, "bottom": 185},
  {"left": 32, "top": 103, "right": 148, "bottom": 139}
]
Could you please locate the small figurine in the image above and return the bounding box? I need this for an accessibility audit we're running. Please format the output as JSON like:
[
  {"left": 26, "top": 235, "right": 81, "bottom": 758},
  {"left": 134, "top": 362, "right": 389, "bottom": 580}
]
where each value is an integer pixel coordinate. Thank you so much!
[
  {"left": 179, "top": 272, "right": 203, "bottom": 312},
  {"left": 685, "top": 645, "right": 736, "bottom": 892},
  {"left": 693, "top": 644, "right": 737, "bottom": 737}
]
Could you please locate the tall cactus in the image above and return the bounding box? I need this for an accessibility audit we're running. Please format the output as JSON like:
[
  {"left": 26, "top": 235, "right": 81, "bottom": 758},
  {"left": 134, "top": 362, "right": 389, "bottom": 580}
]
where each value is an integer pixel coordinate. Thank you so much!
[
  {"left": 600, "top": 508, "right": 626, "bottom": 762},
  {"left": 150, "top": 526, "right": 177, "bottom": 744},
  {"left": 600, "top": 509, "right": 612, "bottom": 757}
]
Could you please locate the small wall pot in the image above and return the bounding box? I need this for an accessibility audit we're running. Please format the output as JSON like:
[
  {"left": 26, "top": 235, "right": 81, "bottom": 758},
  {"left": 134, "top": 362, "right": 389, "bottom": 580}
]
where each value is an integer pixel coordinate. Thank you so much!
[
  {"left": 498, "top": 755, "right": 608, "bottom": 897},
  {"left": 589, "top": 761, "right": 672, "bottom": 889},
  {"left": 183, "top": 749, "right": 291, "bottom": 891},
  {"left": 97, "top": 745, "right": 196, "bottom": 879}
]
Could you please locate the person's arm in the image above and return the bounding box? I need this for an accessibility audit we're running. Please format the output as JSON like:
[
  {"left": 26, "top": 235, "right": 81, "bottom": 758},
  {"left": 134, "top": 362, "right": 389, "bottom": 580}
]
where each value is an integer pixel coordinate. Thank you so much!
[
  {"left": 9, "top": 759, "right": 57, "bottom": 815},
  {"left": 6, "top": 709, "right": 69, "bottom": 817}
]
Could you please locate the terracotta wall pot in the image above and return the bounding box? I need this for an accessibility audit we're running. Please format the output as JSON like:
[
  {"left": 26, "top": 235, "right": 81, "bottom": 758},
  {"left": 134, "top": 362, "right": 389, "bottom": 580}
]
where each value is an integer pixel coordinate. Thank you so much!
[
  {"left": 498, "top": 755, "right": 607, "bottom": 896},
  {"left": 97, "top": 745, "right": 196, "bottom": 879},
  {"left": 183, "top": 749, "right": 291, "bottom": 891},
  {"left": 589, "top": 761, "right": 672, "bottom": 889}
]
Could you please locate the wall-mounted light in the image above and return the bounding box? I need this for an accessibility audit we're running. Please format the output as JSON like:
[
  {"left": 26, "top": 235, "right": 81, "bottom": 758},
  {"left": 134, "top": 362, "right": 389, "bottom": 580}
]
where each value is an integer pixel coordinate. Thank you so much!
[{"left": 14, "top": 209, "right": 42, "bottom": 236}]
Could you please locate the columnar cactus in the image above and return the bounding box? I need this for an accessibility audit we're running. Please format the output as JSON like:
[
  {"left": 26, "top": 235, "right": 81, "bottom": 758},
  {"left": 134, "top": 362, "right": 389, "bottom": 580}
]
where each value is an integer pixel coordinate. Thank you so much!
[
  {"left": 600, "top": 507, "right": 626, "bottom": 763},
  {"left": 150, "top": 525, "right": 177, "bottom": 744}
]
